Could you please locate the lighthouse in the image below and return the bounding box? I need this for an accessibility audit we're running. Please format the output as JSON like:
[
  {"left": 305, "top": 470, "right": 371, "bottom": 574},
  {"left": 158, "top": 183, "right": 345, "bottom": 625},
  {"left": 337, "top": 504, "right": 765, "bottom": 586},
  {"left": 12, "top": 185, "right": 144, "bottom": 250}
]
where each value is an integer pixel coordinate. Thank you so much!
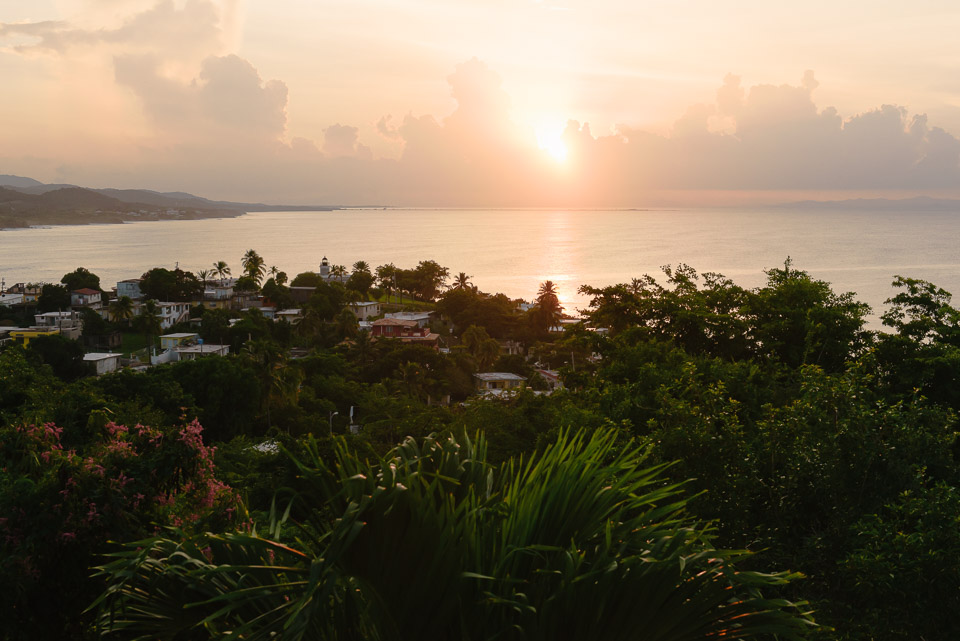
[{"left": 319, "top": 256, "right": 330, "bottom": 278}]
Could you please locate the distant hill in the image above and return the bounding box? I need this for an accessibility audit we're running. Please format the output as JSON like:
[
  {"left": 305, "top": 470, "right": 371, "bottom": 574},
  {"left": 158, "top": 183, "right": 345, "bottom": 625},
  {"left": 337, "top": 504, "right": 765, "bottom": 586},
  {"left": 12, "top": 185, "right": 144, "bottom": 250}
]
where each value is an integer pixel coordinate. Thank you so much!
[
  {"left": 0, "top": 175, "right": 44, "bottom": 189},
  {"left": 778, "top": 196, "right": 960, "bottom": 212},
  {"left": 0, "top": 174, "right": 341, "bottom": 212},
  {"left": 0, "top": 185, "right": 246, "bottom": 229}
]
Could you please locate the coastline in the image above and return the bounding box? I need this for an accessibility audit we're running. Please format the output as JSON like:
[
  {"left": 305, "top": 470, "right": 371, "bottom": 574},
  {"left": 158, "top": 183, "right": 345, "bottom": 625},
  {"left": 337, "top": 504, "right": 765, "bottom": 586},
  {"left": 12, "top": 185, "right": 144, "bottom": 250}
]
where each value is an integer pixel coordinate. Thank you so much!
[{"left": 0, "top": 207, "right": 248, "bottom": 231}]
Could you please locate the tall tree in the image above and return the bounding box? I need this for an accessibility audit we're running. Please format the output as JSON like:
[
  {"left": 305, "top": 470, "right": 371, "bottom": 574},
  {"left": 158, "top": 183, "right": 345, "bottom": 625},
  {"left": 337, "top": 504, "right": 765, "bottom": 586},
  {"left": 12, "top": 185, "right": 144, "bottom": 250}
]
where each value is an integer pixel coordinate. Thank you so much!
[
  {"left": 60, "top": 267, "right": 101, "bottom": 292},
  {"left": 241, "top": 249, "right": 266, "bottom": 285},
  {"left": 135, "top": 300, "right": 162, "bottom": 352},
  {"left": 108, "top": 295, "right": 135, "bottom": 327},
  {"left": 534, "top": 280, "right": 563, "bottom": 333},
  {"left": 212, "top": 260, "right": 231, "bottom": 281},
  {"left": 139, "top": 268, "right": 202, "bottom": 302},
  {"left": 452, "top": 272, "right": 472, "bottom": 290},
  {"left": 36, "top": 284, "right": 71, "bottom": 313}
]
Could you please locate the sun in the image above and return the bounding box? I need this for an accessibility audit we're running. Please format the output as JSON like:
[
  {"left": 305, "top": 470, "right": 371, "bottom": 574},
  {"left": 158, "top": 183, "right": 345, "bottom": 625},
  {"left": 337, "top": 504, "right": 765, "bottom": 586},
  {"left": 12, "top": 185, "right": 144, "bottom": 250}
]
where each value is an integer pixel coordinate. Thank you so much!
[{"left": 535, "top": 123, "right": 568, "bottom": 163}]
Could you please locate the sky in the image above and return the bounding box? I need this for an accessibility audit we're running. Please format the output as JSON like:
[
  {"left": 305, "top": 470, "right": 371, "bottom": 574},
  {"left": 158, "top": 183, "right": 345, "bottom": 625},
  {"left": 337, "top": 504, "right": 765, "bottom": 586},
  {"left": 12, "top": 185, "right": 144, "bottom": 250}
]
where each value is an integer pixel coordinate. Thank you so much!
[{"left": 2, "top": 0, "right": 960, "bottom": 206}]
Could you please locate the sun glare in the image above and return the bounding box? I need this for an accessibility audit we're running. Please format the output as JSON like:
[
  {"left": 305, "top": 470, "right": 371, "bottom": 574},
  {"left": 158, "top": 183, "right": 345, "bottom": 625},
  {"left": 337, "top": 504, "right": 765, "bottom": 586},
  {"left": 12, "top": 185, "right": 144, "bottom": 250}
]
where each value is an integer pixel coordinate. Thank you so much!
[{"left": 535, "top": 124, "right": 568, "bottom": 163}]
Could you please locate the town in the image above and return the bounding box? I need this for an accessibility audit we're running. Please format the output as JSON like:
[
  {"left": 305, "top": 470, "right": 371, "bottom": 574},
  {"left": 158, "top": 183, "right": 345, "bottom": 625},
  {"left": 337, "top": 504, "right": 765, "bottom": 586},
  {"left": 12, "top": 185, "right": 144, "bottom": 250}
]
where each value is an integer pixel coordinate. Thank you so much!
[{"left": 0, "top": 250, "right": 573, "bottom": 398}]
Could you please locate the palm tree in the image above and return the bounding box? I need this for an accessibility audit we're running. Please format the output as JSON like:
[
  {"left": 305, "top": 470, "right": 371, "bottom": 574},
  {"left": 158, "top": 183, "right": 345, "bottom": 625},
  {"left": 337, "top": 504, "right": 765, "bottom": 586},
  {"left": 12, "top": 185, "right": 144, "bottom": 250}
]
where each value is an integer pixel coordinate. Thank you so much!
[
  {"left": 269, "top": 265, "right": 279, "bottom": 279},
  {"left": 477, "top": 337, "right": 501, "bottom": 370},
  {"left": 395, "top": 361, "right": 428, "bottom": 401},
  {"left": 108, "top": 295, "right": 134, "bottom": 327},
  {"left": 330, "top": 264, "right": 348, "bottom": 279},
  {"left": 212, "top": 260, "right": 231, "bottom": 282},
  {"left": 452, "top": 271, "right": 472, "bottom": 290},
  {"left": 134, "top": 300, "right": 162, "bottom": 354},
  {"left": 349, "top": 329, "right": 374, "bottom": 369},
  {"left": 352, "top": 260, "right": 371, "bottom": 274},
  {"left": 93, "top": 430, "right": 813, "bottom": 640},
  {"left": 243, "top": 339, "right": 295, "bottom": 429},
  {"left": 535, "top": 280, "right": 563, "bottom": 332},
  {"left": 334, "top": 307, "right": 359, "bottom": 341},
  {"left": 241, "top": 249, "right": 266, "bottom": 285},
  {"left": 196, "top": 269, "right": 209, "bottom": 287}
]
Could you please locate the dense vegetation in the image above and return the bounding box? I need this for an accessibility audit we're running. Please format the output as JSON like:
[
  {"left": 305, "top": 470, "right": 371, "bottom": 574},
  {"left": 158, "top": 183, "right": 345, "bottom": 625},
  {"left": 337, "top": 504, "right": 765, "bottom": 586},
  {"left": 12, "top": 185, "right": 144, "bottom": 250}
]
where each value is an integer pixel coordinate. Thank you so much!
[{"left": 2, "top": 257, "right": 958, "bottom": 640}]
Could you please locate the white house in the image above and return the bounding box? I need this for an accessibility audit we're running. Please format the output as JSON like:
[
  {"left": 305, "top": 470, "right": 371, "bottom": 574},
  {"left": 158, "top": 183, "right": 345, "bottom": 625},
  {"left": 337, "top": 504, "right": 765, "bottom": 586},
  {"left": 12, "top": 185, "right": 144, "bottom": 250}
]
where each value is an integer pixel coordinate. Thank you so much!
[
  {"left": 83, "top": 352, "right": 121, "bottom": 376},
  {"left": 71, "top": 288, "right": 102, "bottom": 309},
  {"left": 473, "top": 372, "right": 527, "bottom": 392},
  {"left": 152, "top": 333, "right": 229, "bottom": 364},
  {"left": 34, "top": 311, "right": 83, "bottom": 339},
  {"left": 116, "top": 279, "right": 143, "bottom": 300},
  {"left": 348, "top": 301, "right": 381, "bottom": 321},
  {"left": 0, "top": 292, "right": 24, "bottom": 306},
  {"left": 139, "top": 301, "right": 192, "bottom": 329},
  {"left": 276, "top": 309, "right": 302, "bottom": 324}
]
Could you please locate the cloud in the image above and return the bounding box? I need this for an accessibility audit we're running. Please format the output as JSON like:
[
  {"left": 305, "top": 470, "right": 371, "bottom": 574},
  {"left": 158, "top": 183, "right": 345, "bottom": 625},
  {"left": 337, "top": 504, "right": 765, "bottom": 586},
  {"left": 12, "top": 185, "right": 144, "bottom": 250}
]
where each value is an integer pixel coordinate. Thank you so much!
[
  {"left": 0, "top": 0, "right": 226, "bottom": 62},
  {"left": 114, "top": 53, "right": 287, "bottom": 143},
  {"left": 323, "top": 124, "right": 372, "bottom": 159},
  {"left": 4, "top": 14, "right": 960, "bottom": 208}
]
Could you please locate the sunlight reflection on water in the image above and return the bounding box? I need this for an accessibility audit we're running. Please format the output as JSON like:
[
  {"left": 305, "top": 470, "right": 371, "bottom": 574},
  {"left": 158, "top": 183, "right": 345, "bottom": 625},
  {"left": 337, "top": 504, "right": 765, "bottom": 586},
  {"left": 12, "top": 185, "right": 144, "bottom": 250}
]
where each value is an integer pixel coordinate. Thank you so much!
[{"left": 2, "top": 208, "right": 959, "bottom": 325}]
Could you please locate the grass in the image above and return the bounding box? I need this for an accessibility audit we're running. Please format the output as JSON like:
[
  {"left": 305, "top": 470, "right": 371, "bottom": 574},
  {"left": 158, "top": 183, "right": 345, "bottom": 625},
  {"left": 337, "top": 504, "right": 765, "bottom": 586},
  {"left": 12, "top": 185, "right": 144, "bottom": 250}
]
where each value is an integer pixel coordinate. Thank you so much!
[{"left": 119, "top": 332, "right": 151, "bottom": 357}]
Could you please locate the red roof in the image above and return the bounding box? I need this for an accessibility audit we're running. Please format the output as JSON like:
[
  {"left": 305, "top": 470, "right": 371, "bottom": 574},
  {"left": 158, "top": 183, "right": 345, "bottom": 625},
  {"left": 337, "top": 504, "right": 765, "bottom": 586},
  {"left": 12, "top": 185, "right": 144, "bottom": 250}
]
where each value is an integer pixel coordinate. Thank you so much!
[{"left": 73, "top": 288, "right": 100, "bottom": 295}]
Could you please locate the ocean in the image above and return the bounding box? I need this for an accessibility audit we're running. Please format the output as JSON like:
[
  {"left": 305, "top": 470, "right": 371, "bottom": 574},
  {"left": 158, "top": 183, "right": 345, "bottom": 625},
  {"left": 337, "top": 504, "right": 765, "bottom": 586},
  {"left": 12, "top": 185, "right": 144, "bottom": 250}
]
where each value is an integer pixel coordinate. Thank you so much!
[{"left": 2, "top": 208, "right": 959, "bottom": 323}]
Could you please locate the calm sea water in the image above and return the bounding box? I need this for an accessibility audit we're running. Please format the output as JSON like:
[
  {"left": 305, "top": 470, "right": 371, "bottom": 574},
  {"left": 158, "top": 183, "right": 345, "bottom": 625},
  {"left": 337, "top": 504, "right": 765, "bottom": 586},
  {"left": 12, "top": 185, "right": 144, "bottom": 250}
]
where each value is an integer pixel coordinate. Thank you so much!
[{"left": 2, "top": 208, "right": 959, "bottom": 323}]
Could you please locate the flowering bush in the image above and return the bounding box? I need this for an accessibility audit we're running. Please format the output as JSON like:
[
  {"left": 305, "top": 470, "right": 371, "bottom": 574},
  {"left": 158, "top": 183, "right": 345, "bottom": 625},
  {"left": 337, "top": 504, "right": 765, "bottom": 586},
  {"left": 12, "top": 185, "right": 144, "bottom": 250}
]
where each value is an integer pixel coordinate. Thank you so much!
[{"left": 0, "top": 418, "right": 243, "bottom": 640}]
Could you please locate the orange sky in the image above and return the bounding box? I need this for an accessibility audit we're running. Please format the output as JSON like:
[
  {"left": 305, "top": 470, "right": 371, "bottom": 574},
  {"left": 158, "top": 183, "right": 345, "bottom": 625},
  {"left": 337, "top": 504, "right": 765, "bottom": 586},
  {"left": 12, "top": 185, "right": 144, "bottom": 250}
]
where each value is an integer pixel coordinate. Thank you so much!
[{"left": 2, "top": 0, "right": 960, "bottom": 205}]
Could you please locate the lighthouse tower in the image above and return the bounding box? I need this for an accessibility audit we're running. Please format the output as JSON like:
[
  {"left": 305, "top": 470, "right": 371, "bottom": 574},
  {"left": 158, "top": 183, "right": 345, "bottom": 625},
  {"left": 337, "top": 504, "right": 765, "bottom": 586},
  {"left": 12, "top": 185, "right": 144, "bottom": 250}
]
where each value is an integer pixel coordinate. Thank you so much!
[{"left": 319, "top": 256, "right": 330, "bottom": 279}]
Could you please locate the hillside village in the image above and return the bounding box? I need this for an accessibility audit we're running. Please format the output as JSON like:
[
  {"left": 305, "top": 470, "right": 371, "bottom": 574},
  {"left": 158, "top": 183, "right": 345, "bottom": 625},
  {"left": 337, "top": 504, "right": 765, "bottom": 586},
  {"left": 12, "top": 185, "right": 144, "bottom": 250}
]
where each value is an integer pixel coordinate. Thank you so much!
[{"left": 0, "top": 251, "right": 571, "bottom": 397}]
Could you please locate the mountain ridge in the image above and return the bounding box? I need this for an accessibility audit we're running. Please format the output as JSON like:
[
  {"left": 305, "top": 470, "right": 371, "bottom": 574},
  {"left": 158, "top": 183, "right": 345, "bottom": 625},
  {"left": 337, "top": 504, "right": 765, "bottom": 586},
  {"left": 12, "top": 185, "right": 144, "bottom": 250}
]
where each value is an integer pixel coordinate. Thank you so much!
[{"left": 0, "top": 174, "right": 342, "bottom": 212}]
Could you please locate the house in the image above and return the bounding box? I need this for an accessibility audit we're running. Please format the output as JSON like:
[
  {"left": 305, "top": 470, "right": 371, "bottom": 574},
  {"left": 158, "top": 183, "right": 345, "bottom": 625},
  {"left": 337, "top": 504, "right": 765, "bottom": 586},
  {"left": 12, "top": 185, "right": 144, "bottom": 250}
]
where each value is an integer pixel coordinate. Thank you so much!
[
  {"left": 0, "top": 326, "right": 17, "bottom": 346},
  {"left": 152, "top": 333, "right": 229, "bottom": 364},
  {"left": 10, "top": 327, "right": 61, "bottom": 346},
  {"left": 276, "top": 309, "right": 302, "bottom": 324},
  {"left": 71, "top": 288, "right": 102, "bottom": 309},
  {"left": 473, "top": 372, "right": 527, "bottom": 393},
  {"left": 35, "top": 310, "right": 81, "bottom": 329},
  {"left": 139, "top": 301, "right": 191, "bottom": 330},
  {"left": 83, "top": 352, "right": 121, "bottom": 376},
  {"left": 384, "top": 311, "right": 434, "bottom": 328},
  {"left": 172, "top": 343, "right": 230, "bottom": 361},
  {"left": 549, "top": 318, "right": 583, "bottom": 334},
  {"left": 0, "top": 292, "right": 24, "bottom": 306},
  {"left": 371, "top": 318, "right": 440, "bottom": 348},
  {"left": 5, "top": 283, "right": 40, "bottom": 302},
  {"left": 243, "top": 306, "right": 276, "bottom": 320},
  {"left": 160, "top": 332, "right": 199, "bottom": 350},
  {"left": 348, "top": 301, "right": 381, "bottom": 321},
  {"left": 194, "top": 283, "right": 234, "bottom": 310},
  {"left": 289, "top": 286, "right": 316, "bottom": 304},
  {"left": 499, "top": 339, "right": 523, "bottom": 356},
  {"left": 32, "top": 311, "right": 83, "bottom": 340},
  {"left": 116, "top": 279, "right": 143, "bottom": 300},
  {"left": 535, "top": 369, "right": 563, "bottom": 391}
]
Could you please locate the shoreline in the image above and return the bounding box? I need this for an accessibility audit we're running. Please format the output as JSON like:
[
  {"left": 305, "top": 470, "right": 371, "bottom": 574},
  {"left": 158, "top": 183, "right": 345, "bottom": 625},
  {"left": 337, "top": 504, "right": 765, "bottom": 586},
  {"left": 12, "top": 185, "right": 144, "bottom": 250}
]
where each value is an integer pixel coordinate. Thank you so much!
[{"left": 0, "top": 208, "right": 248, "bottom": 231}]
